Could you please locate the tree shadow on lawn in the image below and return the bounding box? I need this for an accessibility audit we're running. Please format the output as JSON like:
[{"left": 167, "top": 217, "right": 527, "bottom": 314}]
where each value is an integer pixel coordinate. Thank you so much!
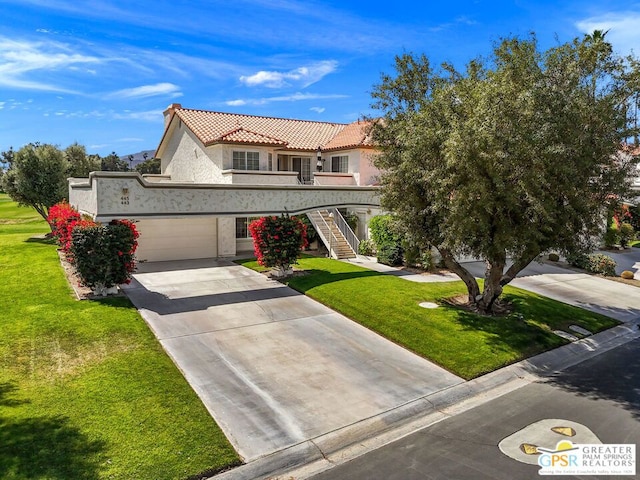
[
  {"left": 24, "top": 235, "right": 56, "bottom": 245},
  {"left": 0, "top": 381, "right": 106, "bottom": 480},
  {"left": 451, "top": 307, "right": 567, "bottom": 367},
  {"left": 284, "top": 269, "right": 384, "bottom": 292}
]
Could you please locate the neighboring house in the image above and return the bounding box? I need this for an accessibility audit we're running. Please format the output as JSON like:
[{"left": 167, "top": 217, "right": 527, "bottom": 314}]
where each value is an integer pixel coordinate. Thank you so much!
[{"left": 69, "top": 104, "right": 381, "bottom": 262}]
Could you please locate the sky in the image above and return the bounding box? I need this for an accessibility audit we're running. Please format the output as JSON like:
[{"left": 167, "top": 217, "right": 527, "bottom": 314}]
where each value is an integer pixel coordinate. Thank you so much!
[{"left": 0, "top": 0, "right": 639, "bottom": 157}]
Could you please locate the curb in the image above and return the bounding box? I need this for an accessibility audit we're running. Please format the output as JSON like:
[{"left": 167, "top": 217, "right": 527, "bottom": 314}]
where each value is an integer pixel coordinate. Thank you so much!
[{"left": 210, "top": 321, "right": 640, "bottom": 480}]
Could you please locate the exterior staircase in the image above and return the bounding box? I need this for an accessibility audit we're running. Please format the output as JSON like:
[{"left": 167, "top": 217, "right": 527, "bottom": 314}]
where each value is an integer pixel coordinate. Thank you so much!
[{"left": 306, "top": 209, "right": 357, "bottom": 259}]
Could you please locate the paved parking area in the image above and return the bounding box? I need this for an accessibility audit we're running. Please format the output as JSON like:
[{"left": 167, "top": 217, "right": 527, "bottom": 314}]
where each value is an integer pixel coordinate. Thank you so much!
[{"left": 122, "top": 259, "right": 463, "bottom": 462}]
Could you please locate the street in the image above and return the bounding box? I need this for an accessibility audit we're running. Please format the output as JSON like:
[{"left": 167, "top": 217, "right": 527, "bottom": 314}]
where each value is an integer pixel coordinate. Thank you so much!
[{"left": 310, "top": 338, "right": 640, "bottom": 480}]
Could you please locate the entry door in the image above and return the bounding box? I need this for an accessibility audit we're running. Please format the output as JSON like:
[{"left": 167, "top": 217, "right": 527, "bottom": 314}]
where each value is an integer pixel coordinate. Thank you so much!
[{"left": 292, "top": 157, "right": 311, "bottom": 184}]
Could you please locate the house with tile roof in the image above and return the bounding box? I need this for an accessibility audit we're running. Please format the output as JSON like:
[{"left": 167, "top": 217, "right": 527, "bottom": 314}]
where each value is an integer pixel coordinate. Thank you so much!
[{"left": 69, "top": 104, "right": 382, "bottom": 262}]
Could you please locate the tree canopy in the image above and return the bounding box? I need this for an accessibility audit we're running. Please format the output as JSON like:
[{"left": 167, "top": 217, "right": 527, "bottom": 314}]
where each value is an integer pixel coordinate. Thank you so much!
[
  {"left": 65, "top": 142, "right": 101, "bottom": 177},
  {"left": 135, "top": 157, "right": 161, "bottom": 175},
  {"left": 369, "top": 33, "right": 639, "bottom": 313},
  {"left": 1, "top": 143, "right": 69, "bottom": 222},
  {"left": 100, "top": 151, "right": 129, "bottom": 172}
]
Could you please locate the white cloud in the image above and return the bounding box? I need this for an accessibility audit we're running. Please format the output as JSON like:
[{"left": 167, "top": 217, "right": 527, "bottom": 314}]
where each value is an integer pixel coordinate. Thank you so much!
[
  {"left": 576, "top": 12, "right": 640, "bottom": 54},
  {"left": 107, "top": 82, "right": 182, "bottom": 99},
  {"left": 225, "top": 92, "right": 348, "bottom": 106},
  {"left": 310, "top": 106, "right": 325, "bottom": 113},
  {"left": 240, "top": 60, "right": 338, "bottom": 88},
  {"left": 113, "top": 110, "right": 164, "bottom": 122},
  {"left": 0, "top": 36, "right": 100, "bottom": 92}
]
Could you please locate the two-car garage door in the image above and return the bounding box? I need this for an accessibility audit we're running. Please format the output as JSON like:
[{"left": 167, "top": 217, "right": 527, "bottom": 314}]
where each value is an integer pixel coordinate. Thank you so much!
[{"left": 135, "top": 218, "right": 217, "bottom": 262}]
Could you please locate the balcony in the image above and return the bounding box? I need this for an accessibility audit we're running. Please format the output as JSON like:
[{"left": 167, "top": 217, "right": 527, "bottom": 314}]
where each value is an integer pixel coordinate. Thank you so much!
[{"left": 221, "top": 169, "right": 299, "bottom": 185}]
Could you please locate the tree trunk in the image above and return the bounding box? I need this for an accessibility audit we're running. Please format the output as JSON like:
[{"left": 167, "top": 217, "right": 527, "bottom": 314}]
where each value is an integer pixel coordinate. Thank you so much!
[
  {"left": 439, "top": 248, "right": 481, "bottom": 303},
  {"left": 476, "top": 251, "right": 540, "bottom": 314},
  {"left": 476, "top": 259, "right": 505, "bottom": 314}
]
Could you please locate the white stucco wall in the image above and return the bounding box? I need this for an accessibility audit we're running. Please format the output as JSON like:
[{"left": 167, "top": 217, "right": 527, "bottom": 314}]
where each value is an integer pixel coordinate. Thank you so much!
[
  {"left": 323, "top": 148, "right": 380, "bottom": 186},
  {"left": 314, "top": 173, "right": 356, "bottom": 185},
  {"left": 216, "top": 217, "right": 237, "bottom": 256},
  {"left": 68, "top": 178, "right": 97, "bottom": 217},
  {"left": 358, "top": 149, "right": 381, "bottom": 186},
  {"left": 159, "top": 122, "right": 220, "bottom": 183}
]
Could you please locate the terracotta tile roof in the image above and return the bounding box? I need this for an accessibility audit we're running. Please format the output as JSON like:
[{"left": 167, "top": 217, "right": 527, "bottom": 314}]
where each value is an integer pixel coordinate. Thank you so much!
[
  {"left": 322, "top": 120, "right": 374, "bottom": 151},
  {"left": 169, "top": 107, "right": 371, "bottom": 151},
  {"left": 219, "top": 127, "right": 287, "bottom": 146}
]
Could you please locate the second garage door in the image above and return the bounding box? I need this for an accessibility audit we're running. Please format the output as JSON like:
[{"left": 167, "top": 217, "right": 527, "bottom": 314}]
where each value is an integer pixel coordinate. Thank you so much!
[{"left": 135, "top": 218, "right": 217, "bottom": 262}]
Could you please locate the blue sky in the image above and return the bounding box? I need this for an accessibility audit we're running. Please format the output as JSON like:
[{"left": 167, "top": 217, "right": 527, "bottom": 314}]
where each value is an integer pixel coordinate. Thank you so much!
[{"left": 1, "top": 0, "right": 639, "bottom": 157}]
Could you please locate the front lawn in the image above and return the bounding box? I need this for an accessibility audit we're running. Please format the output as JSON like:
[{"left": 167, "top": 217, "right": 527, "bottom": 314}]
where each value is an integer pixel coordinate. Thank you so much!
[
  {"left": 237, "top": 256, "right": 618, "bottom": 379},
  {"left": 0, "top": 195, "right": 239, "bottom": 480}
]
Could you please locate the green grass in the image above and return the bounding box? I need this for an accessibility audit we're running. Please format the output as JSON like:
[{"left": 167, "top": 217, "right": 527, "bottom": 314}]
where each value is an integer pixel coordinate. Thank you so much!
[
  {"left": 630, "top": 240, "right": 640, "bottom": 248},
  {"left": 0, "top": 194, "right": 240, "bottom": 480},
  {"left": 237, "top": 256, "right": 618, "bottom": 380}
]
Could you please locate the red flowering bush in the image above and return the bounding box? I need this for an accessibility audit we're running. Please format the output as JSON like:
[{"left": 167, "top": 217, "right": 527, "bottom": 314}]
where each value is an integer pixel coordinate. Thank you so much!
[
  {"left": 47, "top": 201, "right": 81, "bottom": 252},
  {"left": 249, "top": 214, "right": 308, "bottom": 274},
  {"left": 70, "top": 219, "right": 140, "bottom": 294}
]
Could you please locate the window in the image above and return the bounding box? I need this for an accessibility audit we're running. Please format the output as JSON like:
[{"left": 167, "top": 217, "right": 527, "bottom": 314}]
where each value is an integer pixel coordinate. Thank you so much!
[
  {"left": 233, "top": 151, "right": 259, "bottom": 170},
  {"left": 331, "top": 155, "right": 348, "bottom": 173},
  {"left": 268, "top": 153, "right": 273, "bottom": 171},
  {"left": 235, "top": 217, "right": 259, "bottom": 238}
]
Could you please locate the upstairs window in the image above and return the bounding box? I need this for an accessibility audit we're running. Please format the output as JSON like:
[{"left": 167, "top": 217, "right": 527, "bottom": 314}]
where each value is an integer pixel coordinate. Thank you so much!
[
  {"left": 233, "top": 151, "right": 259, "bottom": 170},
  {"left": 331, "top": 155, "right": 348, "bottom": 173}
]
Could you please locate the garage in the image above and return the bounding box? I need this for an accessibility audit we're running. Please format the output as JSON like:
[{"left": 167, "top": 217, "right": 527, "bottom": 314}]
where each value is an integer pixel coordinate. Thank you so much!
[{"left": 134, "top": 218, "right": 217, "bottom": 262}]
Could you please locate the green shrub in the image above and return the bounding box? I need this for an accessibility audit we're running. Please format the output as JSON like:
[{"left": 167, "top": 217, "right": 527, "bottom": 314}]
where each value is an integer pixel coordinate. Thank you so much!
[
  {"left": 358, "top": 239, "right": 376, "bottom": 256},
  {"left": 420, "top": 250, "right": 434, "bottom": 270},
  {"left": 369, "top": 214, "right": 404, "bottom": 265},
  {"left": 70, "top": 219, "right": 139, "bottom": 293},
  {"left": 344, "top": 212, "right": 359, "bottom": 233},
  {"left": 568, "top": 252, "right": 616, "bottom": 276},
  {"left": 603, "top": 223, "right": 620, "bottom": 248},
  {"left": 567, "top": 252, "right": 589, "bottom": 270},
  {"left": 402, "top": 241, "right": 420, "bottom": 267},
  {"left": 377, "top": 242, "right": 404, "bottom": 266},
  {"left": 619, "top": 222, "right": 634, "bottom": 248},
  {"left": 586, "top": 253, "right": 617, "bottom": 276},
  {"left": 548, "top": 253, "right": 560, "bottom": 262},
  {"left": 369, "top": 215, "right": 401, "bottom": 246}
]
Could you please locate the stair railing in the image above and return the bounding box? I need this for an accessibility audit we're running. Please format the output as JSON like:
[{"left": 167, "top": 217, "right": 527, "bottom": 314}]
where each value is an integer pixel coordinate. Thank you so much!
[
  {"left": 307, "top": 211, "right": 341, "bottom": 259},
  {"left": 326, "top": 208, "right": 359, "bottom": 255}
]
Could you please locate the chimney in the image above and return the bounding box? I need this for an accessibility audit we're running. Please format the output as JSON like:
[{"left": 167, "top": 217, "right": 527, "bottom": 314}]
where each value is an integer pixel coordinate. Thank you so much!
[{"left": 163, "top": 103, "right": 182, "bottom": 128}]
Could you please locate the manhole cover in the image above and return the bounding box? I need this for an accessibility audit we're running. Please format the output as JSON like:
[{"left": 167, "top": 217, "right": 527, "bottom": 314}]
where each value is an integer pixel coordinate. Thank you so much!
[{"left": 419, "top": 302, "right": 439, "bottom": 309}]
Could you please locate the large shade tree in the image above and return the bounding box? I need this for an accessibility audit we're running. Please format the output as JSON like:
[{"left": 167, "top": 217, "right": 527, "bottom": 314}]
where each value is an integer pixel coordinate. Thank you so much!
[
  {"left": 1, "top": 143, "right": 69, "bottom": 222},
  {"left": 369, "top": 33, "right": 639, "bottom": 314}
]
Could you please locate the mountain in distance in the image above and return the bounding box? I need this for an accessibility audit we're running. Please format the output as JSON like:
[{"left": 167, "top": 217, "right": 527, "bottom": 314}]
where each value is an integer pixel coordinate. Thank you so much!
[{"left": 119, "top": 149, "right": 155, "bottom": 168}]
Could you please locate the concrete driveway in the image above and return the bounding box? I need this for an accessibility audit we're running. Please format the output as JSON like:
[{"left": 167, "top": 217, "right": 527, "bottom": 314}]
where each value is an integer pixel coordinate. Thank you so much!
[
  {"left": 121, "top": 259, "right": 463, "bottom": 462},
  {"left": 461, "top": 260, "right": 640, "bottom": 323}
]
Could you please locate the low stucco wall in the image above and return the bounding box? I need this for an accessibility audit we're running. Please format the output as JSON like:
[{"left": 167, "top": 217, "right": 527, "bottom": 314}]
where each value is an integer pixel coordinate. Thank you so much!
[{"left": 69, "top": 172, "right": 380, "bottom": 221}]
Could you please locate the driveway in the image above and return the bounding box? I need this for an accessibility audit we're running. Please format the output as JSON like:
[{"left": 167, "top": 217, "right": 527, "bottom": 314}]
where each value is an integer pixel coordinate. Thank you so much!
[
  {"left": 121, "top": 259, "right": 463, "bottom": 462},
  {"left": 460, "top": 260, "right": 640, "bottom": 323}
]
